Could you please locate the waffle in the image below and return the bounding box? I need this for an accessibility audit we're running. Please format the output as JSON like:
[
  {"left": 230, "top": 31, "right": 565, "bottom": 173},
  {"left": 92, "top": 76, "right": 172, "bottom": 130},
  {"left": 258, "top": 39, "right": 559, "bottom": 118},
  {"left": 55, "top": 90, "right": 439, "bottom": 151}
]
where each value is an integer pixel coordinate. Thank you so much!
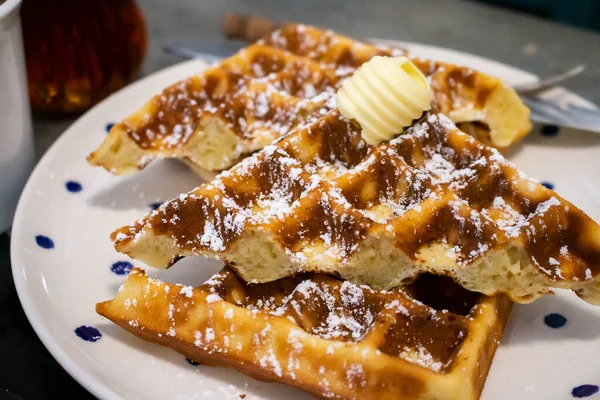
[
  {"left": 97, "top": 267, "right": 512, "bottom": 400},
  {"left": 88, "top": 44, "right": 334, "bottom": 174},
  {"left": 113, "top": 111, "right": 600, "bottom": 305},
  {"left": 88, "top": 24, "right": 530, "bottom": 176}
]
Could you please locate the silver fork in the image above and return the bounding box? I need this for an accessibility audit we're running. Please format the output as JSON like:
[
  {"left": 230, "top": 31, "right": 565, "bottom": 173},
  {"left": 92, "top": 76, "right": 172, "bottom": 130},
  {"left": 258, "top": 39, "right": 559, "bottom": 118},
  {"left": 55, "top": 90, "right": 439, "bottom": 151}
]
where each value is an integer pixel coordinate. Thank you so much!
[
  {"left": 509, "top": 64, "right": 600, "bottom": 132},
  {"left": 512, "top": 65, "right": 586, "bottom": 95}
]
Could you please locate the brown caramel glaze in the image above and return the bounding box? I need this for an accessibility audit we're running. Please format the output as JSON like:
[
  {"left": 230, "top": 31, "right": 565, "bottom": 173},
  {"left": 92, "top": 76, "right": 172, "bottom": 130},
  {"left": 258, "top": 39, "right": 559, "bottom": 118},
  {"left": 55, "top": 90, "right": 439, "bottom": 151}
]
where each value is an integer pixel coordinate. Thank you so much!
[
  {"left": 219, "top": 148, "right": 309, "bottom": 208},
  {"left": 399, "top": 115, "right": 600, "bottom": 278},
  {"left": 99, "top": 268, "right": 434, "bottom": 398},
  {"left": 121, "top": 45, "right": 334, "bottom": 149},
  {"left": 261, "top": 23, "right": 400, "bottom": 68},
  {"left": 393, "top": 194, "right": 506, "bottom": 265},
  {"left": 280, "top": 275, "right": 386, "bottom": 340},
  {"left": 262, "top": 23, "right": 498, "bottom": 113},
  {"left": 378, "top": 301, "right": 468, "bottom": 367},
  {"left": 272, "top": 183, "right": 372, "bottom": 256},
  {"left": 447, "top": 68, "right": 476, "bottom": 89},
  {"left": 278, "top": 112, "right": 368, "bottom": 168},
  {"left": 119, "top": 23, "right": 512, "bottom": 156},
  {"left": 261, "top": 26, "right": 337, "bottom": 63},
  {"left": 443, "top": 68, "right": 495, "bottom": 109},
  {"left": 147, "top": 186, "right": 243, "bottom": 252},
  {"left": 411, "top": 58, "right": 442, "bottom": 77},
  {"left": 271, "top": 63, "right": 338, "bottom": 98},
  {"left": 476, "top": 86, "right": 494, "bottom": 109},
  {"left": 270, "top": 113, "right": 373, "bottom": 255},
  {"left": 337, "top": 145, "right": 435, "bottom": 212},
  {"left": 205, "top": 266, "right": 473, "bottom": 369},
  {"left": 524, "top": 204, "right": 600, "bottom": 280},
  {"left": 115, "top": 110, "right": 600, "bottom": 286}
]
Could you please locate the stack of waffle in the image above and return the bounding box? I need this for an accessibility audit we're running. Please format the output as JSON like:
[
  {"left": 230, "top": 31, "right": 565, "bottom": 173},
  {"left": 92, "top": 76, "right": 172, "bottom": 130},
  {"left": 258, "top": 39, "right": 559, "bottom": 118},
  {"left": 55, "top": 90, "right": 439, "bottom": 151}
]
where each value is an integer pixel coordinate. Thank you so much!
[
  {"left": 88, "top": 24, "right": 530, "bottom": 177},
  {"left": 92, "top": 25, "right": 600, "bottom": 400}
]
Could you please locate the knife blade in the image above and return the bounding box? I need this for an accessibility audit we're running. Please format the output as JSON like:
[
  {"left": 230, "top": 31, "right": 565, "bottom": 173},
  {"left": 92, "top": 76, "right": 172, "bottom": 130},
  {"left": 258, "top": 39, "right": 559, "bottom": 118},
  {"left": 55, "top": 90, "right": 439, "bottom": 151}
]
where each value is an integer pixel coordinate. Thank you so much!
[{"left": 522, "top": 97, "right": 600, "bottom": 132}]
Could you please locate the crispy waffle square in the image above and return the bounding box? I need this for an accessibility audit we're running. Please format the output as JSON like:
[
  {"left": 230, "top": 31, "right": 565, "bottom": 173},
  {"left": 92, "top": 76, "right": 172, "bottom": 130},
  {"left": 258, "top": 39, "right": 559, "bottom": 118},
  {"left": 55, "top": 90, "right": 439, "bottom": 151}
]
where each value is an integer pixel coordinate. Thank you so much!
[
  {"left": 97, "top": 267, "right": 512, "bottom": 400},
  {"left": 88, "top": 44, "right": 335, "bottom": 174},
  {"left": 88, "top": 24, "right": 530, "bottom": 176},
  {"left": 112, "top": 111, "right": 600, "bottom": 304}
]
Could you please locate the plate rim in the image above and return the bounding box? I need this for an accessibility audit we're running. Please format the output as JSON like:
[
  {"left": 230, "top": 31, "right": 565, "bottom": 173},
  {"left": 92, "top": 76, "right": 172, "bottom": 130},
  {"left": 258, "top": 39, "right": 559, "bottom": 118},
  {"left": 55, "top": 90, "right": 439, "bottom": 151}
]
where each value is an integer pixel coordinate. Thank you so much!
[
  {"left": 9, "top": 40, "right": 596, "bottom": 400},
  {"left": 9, "top": 57, "right": 206, "bottom": 400}
]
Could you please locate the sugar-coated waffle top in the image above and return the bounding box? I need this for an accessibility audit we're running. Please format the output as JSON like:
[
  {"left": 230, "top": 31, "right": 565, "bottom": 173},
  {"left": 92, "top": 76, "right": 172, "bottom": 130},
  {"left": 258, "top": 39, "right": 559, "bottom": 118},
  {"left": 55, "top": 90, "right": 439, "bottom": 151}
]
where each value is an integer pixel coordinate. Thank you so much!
[
  {"left": 113, "top": 111, "right": 600, "bottom": 305},
  {"left": 88, "top": 24, "right": 530, "bottom": 175},
  {"left": 122, "top": 45, "right": 339, "bottom": 150},
  {"left": 262, "top": 24, "right": 530, "bottom": 147},
  {"left": 97, "top": 267, "right": 511, "bottom": 400}
]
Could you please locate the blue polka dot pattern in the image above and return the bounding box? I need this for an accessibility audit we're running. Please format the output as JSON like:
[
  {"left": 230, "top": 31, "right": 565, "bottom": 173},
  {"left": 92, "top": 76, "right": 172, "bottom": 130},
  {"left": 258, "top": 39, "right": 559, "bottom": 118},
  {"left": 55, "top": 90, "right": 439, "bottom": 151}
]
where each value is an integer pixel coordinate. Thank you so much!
[
  {"left": 65, "top": 180, "right": 83, "bottom": 193},
  {"left": 541, "top": 124, "right": 559, "bottom": 137},
  {"left": 186, "top": 358, "right": 200, "bottom": 366},
  {"left": 105, "top": 122, "right": 115, "bottom": 133},
  {"left": 74, "top": 326, "right": 102, "bottom": 342},
  {"left": 541, "top": 182, "right": 555, "bottom": 190},
  {"left": 544, "top": 313, "right": 567, "bottom": 328},
  {"left": 111, "top": 261, "right": 133, "bottom": 275},
  {"left": 35, "top": 235, "right": 54, "bottom": 249},
  {"left": 572, "top": 384, "right": 599, "bottom": 398},
  {"left": 149, "top": 202, "right": 162, "bottom": 210}
]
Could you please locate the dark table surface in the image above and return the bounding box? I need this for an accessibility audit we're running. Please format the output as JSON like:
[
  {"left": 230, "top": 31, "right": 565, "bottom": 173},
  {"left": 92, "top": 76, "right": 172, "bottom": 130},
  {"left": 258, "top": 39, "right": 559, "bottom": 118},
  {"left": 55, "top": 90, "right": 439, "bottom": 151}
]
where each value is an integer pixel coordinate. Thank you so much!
[{"left": 2, "top": 0, "right": 600, "bottom": 399}]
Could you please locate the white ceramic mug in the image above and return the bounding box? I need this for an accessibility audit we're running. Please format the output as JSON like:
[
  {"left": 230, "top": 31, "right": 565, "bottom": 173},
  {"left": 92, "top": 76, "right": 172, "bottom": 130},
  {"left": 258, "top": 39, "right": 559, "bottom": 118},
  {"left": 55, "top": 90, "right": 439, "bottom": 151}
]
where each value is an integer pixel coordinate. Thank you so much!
[{"left": 0, "top": 0, "right": 34, "bottom": 233}]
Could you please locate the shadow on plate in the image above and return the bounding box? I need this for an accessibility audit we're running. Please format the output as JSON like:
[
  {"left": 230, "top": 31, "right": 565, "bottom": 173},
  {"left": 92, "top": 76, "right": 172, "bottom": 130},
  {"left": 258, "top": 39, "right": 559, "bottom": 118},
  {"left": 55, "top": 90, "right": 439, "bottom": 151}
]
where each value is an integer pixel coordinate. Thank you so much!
[
  {"left": 502, "top": 292, "right": 600, "bottom": 344},
  {"left": 88, "top": 159, "right": 202, "bottom": 210},
  {"left": 103, "top": 257, "right": 225, "bottom": 300}
]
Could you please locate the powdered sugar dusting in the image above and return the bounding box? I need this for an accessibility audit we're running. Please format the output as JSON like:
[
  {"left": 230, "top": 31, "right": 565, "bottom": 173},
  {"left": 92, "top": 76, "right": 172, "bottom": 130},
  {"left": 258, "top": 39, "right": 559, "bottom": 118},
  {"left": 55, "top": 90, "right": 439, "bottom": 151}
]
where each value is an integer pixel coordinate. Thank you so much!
[{"left": 119, "top": 52, "right": 595, "bottom": 303}]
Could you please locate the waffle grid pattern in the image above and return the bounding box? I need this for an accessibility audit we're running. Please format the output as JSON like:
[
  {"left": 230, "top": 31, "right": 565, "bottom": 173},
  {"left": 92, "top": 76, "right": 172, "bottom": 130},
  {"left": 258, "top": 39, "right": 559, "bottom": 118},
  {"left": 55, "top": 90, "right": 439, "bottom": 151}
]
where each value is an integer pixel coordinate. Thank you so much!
[
  {"left": 88, "top": 24, "right": 530, "bottom": 175},
  {"left": 114, "top": 111, "right": 600, "bottom": 304},
  {"left": 97, "top": 267, "right": 512, "bottom": 400}
]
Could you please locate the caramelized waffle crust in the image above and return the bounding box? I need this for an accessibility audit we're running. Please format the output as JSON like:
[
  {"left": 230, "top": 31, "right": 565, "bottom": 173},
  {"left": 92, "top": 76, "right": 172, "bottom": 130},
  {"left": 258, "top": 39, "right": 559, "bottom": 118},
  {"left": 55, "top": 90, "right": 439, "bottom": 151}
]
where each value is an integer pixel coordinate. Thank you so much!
[
  {"left": 97, "top": 267, "right": 512, "bottom": 400},
  {"left": 88, "top": 24, "right": 530, "bottom": 176},
  {"left": 113, "top": 111, "right": 600, "bottom": 304}
]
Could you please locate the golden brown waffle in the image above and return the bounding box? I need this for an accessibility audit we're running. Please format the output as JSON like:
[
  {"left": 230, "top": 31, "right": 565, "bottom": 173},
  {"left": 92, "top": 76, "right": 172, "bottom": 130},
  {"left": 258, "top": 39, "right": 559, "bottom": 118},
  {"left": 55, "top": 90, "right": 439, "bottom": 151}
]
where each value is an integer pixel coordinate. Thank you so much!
[
  {"left": 113, "top": 111, "right": 600, "bottom": 305},
  {"left": 88, "top": 44, "right": 335, "bottom": 174},
  {"left": 88, "top": 24, "right": 530, "bottom": 176},
  {"left": 262, "top": 25, "right": 531, "bottom": 147},
  {"left": 97, "top": 267, "right": 512, "bottom": 400}
]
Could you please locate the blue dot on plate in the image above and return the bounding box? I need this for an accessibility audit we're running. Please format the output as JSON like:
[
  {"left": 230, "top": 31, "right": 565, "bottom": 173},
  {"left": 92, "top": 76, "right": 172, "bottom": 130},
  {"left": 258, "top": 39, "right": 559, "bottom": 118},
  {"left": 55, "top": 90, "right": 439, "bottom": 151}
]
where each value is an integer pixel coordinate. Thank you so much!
[
  {"left": 74, "top": 325, "right": 102, "bottom": 342},
  {"left": 572, "top": 384, "right": 599, "bottom": 398},
  {"left": 65, "top": 180, "right": 83, "bottom": 193},
  {"left": 105, "top": 122, "right": 115, "bottom": 133},
  {"left": 186, "top": 358, "right": 200, "bottom": 366},
  {"left": 544, "top": 313, "right": 567, "bottom": 328},
  {"left": 541, "top": 124, "right": 560, "bottom": 137},
  {"left": 541, "top": 182, "right": 555, "bottom": 190},
  {"left": 149, "top": 202, "right": 162, "bottom": 211},
  {"left": 111, "top": 261, "right": 133, "bottom": 276},
  {"left": 35, "top": 235, "right": 54, "bottom": 249}
]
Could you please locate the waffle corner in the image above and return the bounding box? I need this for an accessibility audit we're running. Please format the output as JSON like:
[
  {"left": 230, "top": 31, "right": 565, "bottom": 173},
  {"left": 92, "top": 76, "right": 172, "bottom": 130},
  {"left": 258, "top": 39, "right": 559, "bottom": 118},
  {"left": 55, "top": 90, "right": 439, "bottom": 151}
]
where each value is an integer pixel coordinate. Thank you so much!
[{"left": 98, "top": 267, "right": 512, "bottom": 400}]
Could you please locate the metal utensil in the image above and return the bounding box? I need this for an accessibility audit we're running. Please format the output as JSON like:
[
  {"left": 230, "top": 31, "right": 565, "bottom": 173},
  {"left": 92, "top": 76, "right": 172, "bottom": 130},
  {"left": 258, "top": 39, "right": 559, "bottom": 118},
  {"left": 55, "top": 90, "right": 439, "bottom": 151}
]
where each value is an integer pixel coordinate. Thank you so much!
[
  {"left": 522, "top": 97, "right": 600, "bottom": 132},
  {"left": 512, "top": 65, "right": 586, "bottom": 95},
  {"left": 163, "top": 40, "right": 600, "bottom": 133}
]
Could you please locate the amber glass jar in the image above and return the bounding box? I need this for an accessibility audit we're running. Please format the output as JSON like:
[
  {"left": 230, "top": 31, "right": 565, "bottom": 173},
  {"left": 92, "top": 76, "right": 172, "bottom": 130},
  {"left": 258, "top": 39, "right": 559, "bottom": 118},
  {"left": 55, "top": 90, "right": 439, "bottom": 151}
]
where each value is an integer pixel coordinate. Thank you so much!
[{"left": 20, "top": 0, "right": 147, "bottom": 114}]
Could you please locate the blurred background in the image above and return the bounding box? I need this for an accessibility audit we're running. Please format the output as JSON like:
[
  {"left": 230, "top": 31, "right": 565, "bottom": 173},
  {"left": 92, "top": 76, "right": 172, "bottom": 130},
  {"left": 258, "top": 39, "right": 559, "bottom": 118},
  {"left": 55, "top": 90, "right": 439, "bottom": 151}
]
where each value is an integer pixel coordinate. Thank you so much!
[{"left": 474, "top": 0, "right": 600, "bottom": 32}]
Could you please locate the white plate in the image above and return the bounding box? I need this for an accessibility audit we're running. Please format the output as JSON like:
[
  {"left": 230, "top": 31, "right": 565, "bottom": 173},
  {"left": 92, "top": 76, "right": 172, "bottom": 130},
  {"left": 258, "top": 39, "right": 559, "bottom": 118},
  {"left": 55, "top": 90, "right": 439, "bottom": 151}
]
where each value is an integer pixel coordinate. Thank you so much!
[{"left": 11, "top": 42, "right": 600, "bottom": 400}]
